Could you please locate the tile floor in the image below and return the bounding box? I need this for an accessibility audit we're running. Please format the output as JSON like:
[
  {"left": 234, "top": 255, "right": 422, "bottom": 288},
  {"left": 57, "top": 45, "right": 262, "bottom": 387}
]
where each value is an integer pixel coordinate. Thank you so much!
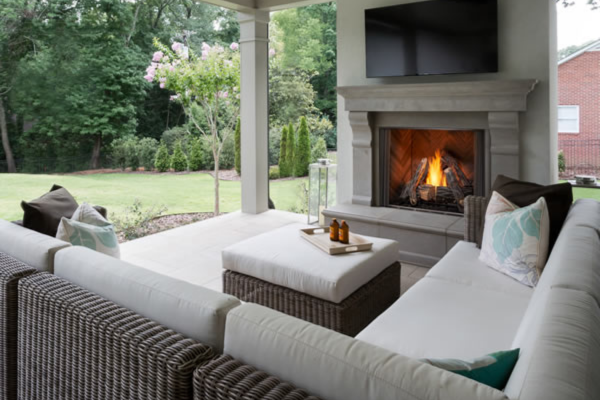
[{"left": 120, "top": 209, "right": 428, "bottom": 295}]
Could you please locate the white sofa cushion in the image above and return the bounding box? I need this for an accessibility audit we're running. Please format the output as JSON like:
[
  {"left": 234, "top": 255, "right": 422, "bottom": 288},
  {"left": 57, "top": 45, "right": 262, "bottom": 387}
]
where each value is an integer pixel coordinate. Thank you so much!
[
  {"left": 356, "top": 277, "right": 530, "bottom": 360},
  {"left": 426, "top": 241, "right": 533, "bottom": 298},
  {"left": 222, "top": 223, "right": 400, "bottom": 303},
  {"left": 55, "top": 246, "right": 241, "bottom": 352},
  {"left": 505, "top": 289, "right": 600, "bottom": 400},
  {"left": 224, "top": 303, "right": 509, "bottom": 400},
  {"left": 560, "top": 198, "right": 600, "bottom": 233},
  {"left": 0, "top": 218, "right": 70, "bottom": 272},
  {"left": 533, "top": 200, "right": 600, "bottom": 306}
]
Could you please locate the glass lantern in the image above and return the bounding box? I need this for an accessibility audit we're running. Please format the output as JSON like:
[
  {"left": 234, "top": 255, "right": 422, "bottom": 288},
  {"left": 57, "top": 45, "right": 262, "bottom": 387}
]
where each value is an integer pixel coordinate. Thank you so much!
[{"left": 308, "top": 159, "right": 337, "bottom": 225}]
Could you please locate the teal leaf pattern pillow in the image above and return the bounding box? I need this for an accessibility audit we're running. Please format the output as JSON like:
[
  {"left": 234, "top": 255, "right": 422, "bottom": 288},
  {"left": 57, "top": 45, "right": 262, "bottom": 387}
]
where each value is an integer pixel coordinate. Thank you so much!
[
  {"left": 56, "top": 203, "right": 120, "bottom": 259},
  {"left": 479, "top": 192, "right": 549, "bottom": 287},
  {"left": 421, "top": 349, "right": 520, "bottom": 390}
]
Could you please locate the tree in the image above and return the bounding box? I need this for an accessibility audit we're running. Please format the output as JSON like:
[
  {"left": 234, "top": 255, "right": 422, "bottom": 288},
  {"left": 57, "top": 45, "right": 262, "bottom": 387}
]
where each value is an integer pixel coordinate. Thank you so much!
[
  {"left": 9, "top": 0, "right": 148, "bottom": 169},
  {"left": 312, "top": 137, "right": 328, "bottom": 163},
  {"left": 558, "top": 150, "right": 566, "bottom": 174},
  {"left": 279, "top": 126, "right": 289, "bottom": 177},
  {"left": 170, "top": 141, "right": 188, "bottom": 172},
  {"left": 271, "top": 3, "right": 337, "bottom": 124},
  {"left": 557, "top": 0, "right": 598, "bottom": 8},
  {"left": 0, "top": 0, "right": 37, "bottom": 173},
  {"left": 294, "top": 117, "right": 311, "bottom": 177},
  {"left": 150, "top": 39, "right": 240, "bottom": 214},
  {"left": 234, "top": 117, "right": 241, "bottom": 175},
  {"left": 155, "top": 143, "right": 171, "bottom": 172},
  {"left": 286, "top": 122, "right": 296, "bottom": 176},
  {"left": 558, "top": 39, "right": 598, "bottom": 60}
]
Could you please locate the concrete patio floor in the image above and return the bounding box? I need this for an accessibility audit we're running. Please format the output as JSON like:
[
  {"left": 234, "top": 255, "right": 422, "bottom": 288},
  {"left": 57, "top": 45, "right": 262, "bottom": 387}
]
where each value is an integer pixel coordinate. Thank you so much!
[{"left": 120, "top": 209, "right": 426, "bottom": 295}]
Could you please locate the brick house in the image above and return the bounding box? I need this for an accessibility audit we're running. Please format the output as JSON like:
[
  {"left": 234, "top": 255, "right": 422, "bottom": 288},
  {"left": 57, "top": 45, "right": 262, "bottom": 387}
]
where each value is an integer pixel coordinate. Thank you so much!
[{"left": 558, "top": 39, "right": 600, "bottom": 178}]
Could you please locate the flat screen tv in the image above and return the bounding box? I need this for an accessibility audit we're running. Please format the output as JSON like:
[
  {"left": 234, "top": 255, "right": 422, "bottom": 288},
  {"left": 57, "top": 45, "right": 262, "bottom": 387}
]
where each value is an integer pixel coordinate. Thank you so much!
[{"left": 365, "top": 0, "right": 498, "bottom": 78}]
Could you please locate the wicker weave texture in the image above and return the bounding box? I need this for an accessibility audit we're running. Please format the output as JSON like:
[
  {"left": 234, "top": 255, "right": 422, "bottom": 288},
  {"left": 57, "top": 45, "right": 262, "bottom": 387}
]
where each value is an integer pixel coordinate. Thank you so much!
[
  {"left": 464, "top": 195, "right": 486, "bottom": 244},
  {"left": 17, "top": 272, "right": 215, "bottom": 400},
  {"left": 224, "top": 262, "right": 400, "bottom": 337},
  {"left": 0, "top": 253, "right": 37, "bottom": 400},
  {"left": 194, "top": 354, "right": 321, "bottom": 400}
]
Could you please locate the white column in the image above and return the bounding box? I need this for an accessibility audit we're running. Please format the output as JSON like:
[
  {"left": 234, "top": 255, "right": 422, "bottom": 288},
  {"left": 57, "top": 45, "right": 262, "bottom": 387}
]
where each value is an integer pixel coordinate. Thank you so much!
[{"left": 238, "top": 10, "right": 270, "bottom": 214}]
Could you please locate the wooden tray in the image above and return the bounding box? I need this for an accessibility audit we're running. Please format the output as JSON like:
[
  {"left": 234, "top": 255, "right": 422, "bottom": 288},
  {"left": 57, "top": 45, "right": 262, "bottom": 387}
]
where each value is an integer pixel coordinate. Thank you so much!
[{"left": 300, "top": 227, "right": 373, "bottom": 255}]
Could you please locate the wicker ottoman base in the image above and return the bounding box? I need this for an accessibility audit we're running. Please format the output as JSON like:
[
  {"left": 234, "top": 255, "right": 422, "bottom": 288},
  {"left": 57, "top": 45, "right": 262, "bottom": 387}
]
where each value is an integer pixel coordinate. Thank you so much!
[{"left": 223, "top": 262, "right": 400, "bottom": 336}]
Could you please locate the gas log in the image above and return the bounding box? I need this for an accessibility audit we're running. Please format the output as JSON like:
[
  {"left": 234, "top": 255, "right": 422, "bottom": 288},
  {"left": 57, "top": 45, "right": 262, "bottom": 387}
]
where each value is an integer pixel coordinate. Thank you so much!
[
  {"left": 400, "top": 153, "right": 473, "bottom": 212},
  {"left": 400, "top": 158, "right": 429, "bottom": 206},
  {"left": 417, "top": 184, "right": 455, "bottom": 203}
]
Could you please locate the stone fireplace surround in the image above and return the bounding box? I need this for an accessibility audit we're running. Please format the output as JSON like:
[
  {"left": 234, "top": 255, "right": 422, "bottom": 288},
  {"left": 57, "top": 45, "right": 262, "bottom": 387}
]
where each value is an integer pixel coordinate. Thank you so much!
[{"left": 324, "top": 80, "right": 537, "bottom": 267}]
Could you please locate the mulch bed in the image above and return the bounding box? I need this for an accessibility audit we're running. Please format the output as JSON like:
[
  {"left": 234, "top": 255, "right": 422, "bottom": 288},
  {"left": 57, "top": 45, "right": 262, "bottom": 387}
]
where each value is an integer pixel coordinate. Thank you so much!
[
  {"left": 65, "top": 168, "right": 243, "bottom": 181},
  {"left": 117, "top": 212, "right": 216, "bottom": 243}
]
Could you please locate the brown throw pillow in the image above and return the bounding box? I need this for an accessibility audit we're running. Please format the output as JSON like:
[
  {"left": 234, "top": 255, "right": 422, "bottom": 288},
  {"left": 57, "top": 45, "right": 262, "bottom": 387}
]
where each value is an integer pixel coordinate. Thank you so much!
[
  {"left": 476, "top": 175, "right": 573, "bottom": 252},
  {"left": 21, "top": 185, "right": 79, "bottom": 237}
]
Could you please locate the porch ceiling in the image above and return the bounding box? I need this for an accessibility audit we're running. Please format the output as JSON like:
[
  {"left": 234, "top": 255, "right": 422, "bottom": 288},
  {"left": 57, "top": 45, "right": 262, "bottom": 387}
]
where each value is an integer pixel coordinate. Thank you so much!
[{"left": 201, "top": 0, "right": 330, "bottom": 11}]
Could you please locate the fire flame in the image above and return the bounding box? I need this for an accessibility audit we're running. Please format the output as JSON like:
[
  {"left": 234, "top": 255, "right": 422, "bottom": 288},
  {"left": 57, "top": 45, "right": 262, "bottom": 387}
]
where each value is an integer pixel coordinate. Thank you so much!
[{"left": 425, "top": 150, "right": 447, "bottom": 187}]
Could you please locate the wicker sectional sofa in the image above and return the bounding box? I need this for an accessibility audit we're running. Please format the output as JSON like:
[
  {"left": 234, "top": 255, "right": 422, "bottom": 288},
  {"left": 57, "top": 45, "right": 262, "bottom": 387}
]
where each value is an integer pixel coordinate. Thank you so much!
[{"left": 1, "top": 197, "right": 599, "bottom": 400}]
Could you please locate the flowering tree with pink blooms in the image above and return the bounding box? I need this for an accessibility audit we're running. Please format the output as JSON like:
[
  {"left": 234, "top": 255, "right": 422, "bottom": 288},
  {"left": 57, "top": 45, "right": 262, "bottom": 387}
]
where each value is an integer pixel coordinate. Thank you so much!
[{"left": 146, "top": 38, "right": 240, "bottom": 215}]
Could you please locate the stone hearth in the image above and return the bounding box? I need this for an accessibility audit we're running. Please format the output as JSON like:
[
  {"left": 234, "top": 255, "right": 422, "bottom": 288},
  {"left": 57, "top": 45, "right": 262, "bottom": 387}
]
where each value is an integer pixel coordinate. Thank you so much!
[{"left": 325, "top": 80, "right": 537, "bottom": 266}]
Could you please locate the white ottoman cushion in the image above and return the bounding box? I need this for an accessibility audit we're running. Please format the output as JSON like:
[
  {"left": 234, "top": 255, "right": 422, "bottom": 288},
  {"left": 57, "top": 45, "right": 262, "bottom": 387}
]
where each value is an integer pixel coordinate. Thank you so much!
[{"left": 222, "top": 223, "right": 400, "bottom": 303}]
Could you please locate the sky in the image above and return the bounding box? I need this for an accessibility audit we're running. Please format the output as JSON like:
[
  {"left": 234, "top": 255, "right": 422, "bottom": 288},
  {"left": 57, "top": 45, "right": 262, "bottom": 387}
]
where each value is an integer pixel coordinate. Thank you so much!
[{"left": 557, "top": 2, "right": 600, "bottom": 49}]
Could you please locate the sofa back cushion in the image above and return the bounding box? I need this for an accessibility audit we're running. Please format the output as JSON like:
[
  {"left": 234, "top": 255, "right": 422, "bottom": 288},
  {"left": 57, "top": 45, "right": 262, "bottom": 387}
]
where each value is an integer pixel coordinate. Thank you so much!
[
  {"left": 536, "top": 199, "right": 600, "bottom": 305},
  {"left": 505, "top": 289, "right": 600, "bottom": 400},
  {"left": 0, "top": 219, "right": 70, "bottom": 272},
  {"left": 224, "top": 303, "right": 509, "bottom": 400},
  {"left": 54, "top": 246, "right": 241, "bottom": 352}
]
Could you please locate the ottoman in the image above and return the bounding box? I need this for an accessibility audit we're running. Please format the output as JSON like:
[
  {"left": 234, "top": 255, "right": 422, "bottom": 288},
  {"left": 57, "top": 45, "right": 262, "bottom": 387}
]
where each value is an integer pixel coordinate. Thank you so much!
[{"left": 222, "top": 223, "right": 401, "bottom": 336}]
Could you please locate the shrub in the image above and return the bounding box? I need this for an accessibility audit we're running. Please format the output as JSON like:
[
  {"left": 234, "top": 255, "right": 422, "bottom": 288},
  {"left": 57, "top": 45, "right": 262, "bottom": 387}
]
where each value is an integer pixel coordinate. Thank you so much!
[
  {"left": 311, "top": 137, "right": 328, "bottom": 163},
  {"left": 138, "top": 138, "right": 159, "bottom": 171},
  {"left": 286, "top": 122, "right": 296, "bottom": 176},
  {"left": 154, "top": 143, "right": 171, "bottom": 172},
  {"left": 269, "top": 127, "right": 282, "bottom": 167},
  {"left": 199, "top": 136, "right": 215, "bottom": 170},
  {"left": 220, "top": 134, "right": 236, "bottom": 170},
  {"left": 111, "top": 136, "right": 139, "bottom": 170},
  {"left": 111, "top": 199, "right": 167, "bottom": 241},
  {"left": 558, "top": 150, "right": 566, "bottom": 174},
  {"left": 269, "top": 165, "right": 280, "bottom": 180},
  {"left": 161, "top": 127, "right": 191, "bottom": 154},
  {"left": 188, "top": 138, "right": 204, "bottom": 171},
  {"left": 289, "top": 180, "right": 309, "bottom": 215},
  {"left": 308, "top": 115, "right": 336, "bottom": 149},
  {"left": 279, "top": 126, "right": 289, "bottom": 177},
  {"left": 234, "top": 118, "right": 241, "bottom": 175},
  {"left": 170, "top": 141, "right": 188, "bottom": 172},
  {"left": 294, "top": 117, "right": 311, "bottom": 177}
]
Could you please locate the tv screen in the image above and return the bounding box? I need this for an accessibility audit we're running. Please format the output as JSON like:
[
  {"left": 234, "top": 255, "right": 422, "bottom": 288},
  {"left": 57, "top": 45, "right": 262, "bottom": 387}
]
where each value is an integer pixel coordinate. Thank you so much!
[{"left": 365, "top": 0, "right": 498, "bottom": 78}]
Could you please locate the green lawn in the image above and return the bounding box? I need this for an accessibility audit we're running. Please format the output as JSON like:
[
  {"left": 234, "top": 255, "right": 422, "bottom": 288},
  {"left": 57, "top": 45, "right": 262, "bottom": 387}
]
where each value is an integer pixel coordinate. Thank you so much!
[
  {"left": 571, "top": 186, "right": 600, "bottom": 202},
  {"left": 0, "top": 173, "right": 307, "bottom": 221}
]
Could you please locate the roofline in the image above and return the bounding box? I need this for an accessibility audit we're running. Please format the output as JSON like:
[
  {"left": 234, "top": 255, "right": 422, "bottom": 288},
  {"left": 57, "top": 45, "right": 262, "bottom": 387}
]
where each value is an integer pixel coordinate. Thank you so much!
[{"left": 559, "top": 39, "right": 600, "bottom": 65}]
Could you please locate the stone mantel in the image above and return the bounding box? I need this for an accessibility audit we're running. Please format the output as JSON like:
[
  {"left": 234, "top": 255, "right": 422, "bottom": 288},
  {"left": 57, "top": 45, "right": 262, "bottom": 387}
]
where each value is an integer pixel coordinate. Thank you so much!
[
  {"left": 337, "top": 80, "right": 538, "bottom": 113},
  {"left": 336, "top": 80, "right": 538, "bottom": 206}
]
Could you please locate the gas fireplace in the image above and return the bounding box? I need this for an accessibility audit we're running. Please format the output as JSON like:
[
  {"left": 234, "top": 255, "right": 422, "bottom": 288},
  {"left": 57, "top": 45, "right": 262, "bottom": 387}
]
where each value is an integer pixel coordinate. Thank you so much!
[{"left": 380, "top": 128, "right": 485, "bottom": 214}]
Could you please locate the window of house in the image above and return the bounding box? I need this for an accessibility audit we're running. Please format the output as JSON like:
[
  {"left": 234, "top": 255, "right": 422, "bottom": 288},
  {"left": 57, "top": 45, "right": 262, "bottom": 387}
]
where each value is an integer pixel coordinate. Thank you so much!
[{"left": 558, "top": 105, "right": 580, "bottom": 133}]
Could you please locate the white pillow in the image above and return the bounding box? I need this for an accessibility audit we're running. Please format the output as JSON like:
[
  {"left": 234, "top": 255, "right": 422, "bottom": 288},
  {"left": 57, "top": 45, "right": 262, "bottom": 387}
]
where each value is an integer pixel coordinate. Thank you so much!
[
  {"left": 479, "top": 192, "right": 549, "bottom": 287},
  {"left": 56, "top": 203, "right": 120, "bottom": 258}
]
